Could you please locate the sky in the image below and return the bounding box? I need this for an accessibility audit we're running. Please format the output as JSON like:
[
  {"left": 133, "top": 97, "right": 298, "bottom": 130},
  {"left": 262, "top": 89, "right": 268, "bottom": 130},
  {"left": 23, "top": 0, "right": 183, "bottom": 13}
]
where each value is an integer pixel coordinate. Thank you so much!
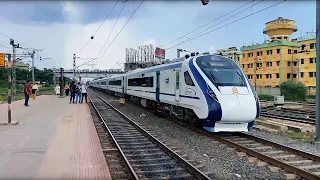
[{"left": 0, "top": 0, "right": 316, "bottom": 71}]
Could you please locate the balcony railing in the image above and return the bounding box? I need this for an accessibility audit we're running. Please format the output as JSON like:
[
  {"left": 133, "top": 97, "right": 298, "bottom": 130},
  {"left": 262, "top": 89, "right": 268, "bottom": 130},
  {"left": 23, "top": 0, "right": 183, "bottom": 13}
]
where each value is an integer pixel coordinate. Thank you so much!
[{"left": 263, "top": 26, "right": 298, "bottom": 33}]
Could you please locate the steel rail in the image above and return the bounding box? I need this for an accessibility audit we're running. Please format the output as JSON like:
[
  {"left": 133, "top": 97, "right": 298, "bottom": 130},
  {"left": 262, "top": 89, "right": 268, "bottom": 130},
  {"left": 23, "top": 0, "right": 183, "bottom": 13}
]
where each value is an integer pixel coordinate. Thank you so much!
[
  {"left": 195, "top": 130, "right": 320, "bottom": 180},
  {"left": 88, "top": 95, "right": 139, "bottom": 180},
  {"left": 88, "top": 89, "right": 211, "bottom": 180}
]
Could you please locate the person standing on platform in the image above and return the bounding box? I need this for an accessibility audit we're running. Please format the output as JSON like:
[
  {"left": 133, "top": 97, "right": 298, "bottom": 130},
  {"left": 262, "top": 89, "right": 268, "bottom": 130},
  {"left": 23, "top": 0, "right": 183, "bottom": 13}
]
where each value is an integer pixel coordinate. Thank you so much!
[
  {"left": 69, "top": 81, "right": 76, "bottom": 104},
  {"left": 65, "top": 83, "right": 70, "bottom": 96},
  {"left": 24, "top": 80, "right": 31, "bottom": 106},
  {"left": 54, "top": 84, "right": 60, "bottom": 95},
  {"left": 75, "top": 82, "right": 81, "bottom": 104},
  {"left": 31, "top": 83, "right": 39, "bottom": 99},
  {"left": 81, "top": 83, "right": 87, "bottom": 103}
]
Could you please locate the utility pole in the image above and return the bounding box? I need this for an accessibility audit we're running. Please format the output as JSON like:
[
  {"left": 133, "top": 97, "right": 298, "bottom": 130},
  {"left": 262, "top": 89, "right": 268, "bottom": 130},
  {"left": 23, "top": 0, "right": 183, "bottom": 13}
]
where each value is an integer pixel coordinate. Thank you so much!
[
  {"left": 315, "top": 0, "right": 320, "bottom": 142},
  {"left": 53, "top": 66, "right": 56, "bottom": 85},
  {"left": 60, "top": 67, "right": 64, "bottom": 97},
  {"left": 7, "top": 54, "right": 12, "bottom": 123},
  {"left": 177, "top": 49, "right": 181, "bottom": 58},
  {"left": 73, "top": 54, "right": 76, "bottom": 81},
  {"left": 31, "top": 50, "right": 35, "bottom": 85},
  {"left": 10, "top": 39, "right": 19, "bottom": 101}
]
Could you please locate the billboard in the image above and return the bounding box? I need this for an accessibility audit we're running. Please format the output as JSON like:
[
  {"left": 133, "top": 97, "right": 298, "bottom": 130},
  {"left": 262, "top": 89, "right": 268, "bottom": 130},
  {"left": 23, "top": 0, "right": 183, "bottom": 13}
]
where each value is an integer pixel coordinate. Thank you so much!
[
  {"left": 155, "top": 47, "right": 165, "bottom": 59},
  {"left": 0, "top": 53, "right": 5, "bottom": 67}
]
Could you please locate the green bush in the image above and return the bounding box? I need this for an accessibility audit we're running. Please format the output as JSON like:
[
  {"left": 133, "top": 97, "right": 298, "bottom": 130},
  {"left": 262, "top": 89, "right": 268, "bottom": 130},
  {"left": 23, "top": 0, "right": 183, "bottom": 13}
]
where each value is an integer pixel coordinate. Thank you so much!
[
  {"left": 280, "top": 81, "right": 307, "bottom": 101},
  {"left": 258, "top": 94, "right": 274, "bottom": 101}
]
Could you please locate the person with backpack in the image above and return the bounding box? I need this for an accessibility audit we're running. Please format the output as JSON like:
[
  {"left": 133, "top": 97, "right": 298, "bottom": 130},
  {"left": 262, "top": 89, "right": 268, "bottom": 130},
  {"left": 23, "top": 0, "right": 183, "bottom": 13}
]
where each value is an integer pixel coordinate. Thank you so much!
[{"left": 69, "top": 81, "right": 76, "bottom": 104}]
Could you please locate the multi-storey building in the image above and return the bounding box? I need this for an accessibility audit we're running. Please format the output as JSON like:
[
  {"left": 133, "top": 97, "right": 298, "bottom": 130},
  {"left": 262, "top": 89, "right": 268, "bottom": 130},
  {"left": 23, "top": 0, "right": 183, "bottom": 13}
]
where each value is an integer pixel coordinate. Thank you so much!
[
  {"left": 240, "top": 17, "right": 316, "bottom": 89},
  {"left": 216, "top": 47, "right": 242, "bottom": 66}
]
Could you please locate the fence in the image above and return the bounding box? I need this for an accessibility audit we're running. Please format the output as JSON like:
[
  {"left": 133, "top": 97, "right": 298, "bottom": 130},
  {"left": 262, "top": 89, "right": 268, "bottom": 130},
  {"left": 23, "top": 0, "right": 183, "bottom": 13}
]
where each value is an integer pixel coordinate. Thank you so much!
[{"left": 255, "top": 86, "right": 316, "bottom": 96}]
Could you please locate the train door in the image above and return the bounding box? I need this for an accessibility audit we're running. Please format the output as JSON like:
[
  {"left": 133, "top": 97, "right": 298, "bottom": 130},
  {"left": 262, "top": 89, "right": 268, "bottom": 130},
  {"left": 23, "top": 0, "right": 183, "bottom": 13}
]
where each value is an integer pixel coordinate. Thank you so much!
[
  {"left": 156, "top": 71, "right": 160, "bottom": 102},
  {"left": 175, "top": 71, "right": 180, "bottom": 102}
]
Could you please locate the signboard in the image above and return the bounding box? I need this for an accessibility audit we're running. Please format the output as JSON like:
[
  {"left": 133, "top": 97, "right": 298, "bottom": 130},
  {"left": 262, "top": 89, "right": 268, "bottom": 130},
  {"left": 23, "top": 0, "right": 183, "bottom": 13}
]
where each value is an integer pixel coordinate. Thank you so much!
[
  {"left": 0, "top": 53, "right": 5, "bottom": 67},
  {"left": 155, "top": 47, "right": 165, "bottom": 59}
]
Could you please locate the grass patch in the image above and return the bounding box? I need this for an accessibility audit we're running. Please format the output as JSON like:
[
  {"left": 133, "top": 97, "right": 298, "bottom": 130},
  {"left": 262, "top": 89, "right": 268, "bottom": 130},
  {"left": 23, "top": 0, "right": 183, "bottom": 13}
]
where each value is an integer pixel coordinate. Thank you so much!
[
  {"left": 258, "top": 94, "right": 274, "bottom": 101},
  {"left": 278, "top": 131, "right": 315, "bottom": 143}
]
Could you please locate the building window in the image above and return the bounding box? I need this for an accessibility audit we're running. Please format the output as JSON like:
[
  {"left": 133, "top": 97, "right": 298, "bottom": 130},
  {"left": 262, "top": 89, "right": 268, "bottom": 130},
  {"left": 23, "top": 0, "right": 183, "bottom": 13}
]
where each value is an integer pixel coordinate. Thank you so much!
[
  {"left": 294, "top": 50, "right": 298, "bottom": 54},
  {"left": 287, "top": 73, "right": 291, "bottom": 79},
  {"left": 184, "top": 71, "right": 195, "bottom": 86},
  {"left": 266, "top": 62, "right": 272, "bottom": 67},
  {"left": 300, "top": 59, "right": 304, "bottom": 64},
  {"left": 293, "top": 74, "right": 297, "bottom": 78},
  {"left": 237, "top": 57, "right": 240, "bottom": 61},
  {"left": 248, "top": 53, "right": 251, "bottom": 57},
  {"left": 256, "top": 62, "right": 262, "bottom": 68},
  {"left": 251, "top": 52, "right": 253, "bottom": 57},
  {"left": 310, "top": 58, "right": 316, "bottom": 63},
  {"left": 288, "top": 49, "right": 292, "bottom": 54},
  {"left": 277, "top": 49, "right": 281, "bottom": 54},
  {"left": 287, "top": 62, "right": 291, "bottom": 66},
  {"left": 242, "top": 64, "right": 244, "bottom": 68},
  {"left": 310, "top": 43, "right": 315, "bottom": 49},
  {"left": 276, "top": 73, "right": 279, "bottom": 78},
  {"left": 293, "top": 62, "right": 297, "bottom": 66},
  {"left": 256, "top": 74, "right": 262, "bottom": 79},
  {"left": 243, "top": 54, "right": 245, "bottom": 58},
  {"left": 301, "top": 44, "right": 306, "bottom": 51},
  {"left": 267, "top": 50, "right": 272, "bottom": 55},
  {"left": 266, "top": 74, "right": 272, "bottom": 79},
  {"left": 300, "top": 72, "right": 304, "bottom": 78},
  {"left": 248, "top": 63, "right": 253, "bottom": 68},
  {"left": 276, "top": 61, "right": 280, "bottom": 66},
  {"left": 248, "top": 75, "right": 253, "bottom": 79},
  {"left": 309, "top": 72, "right": 316, "bottom": 77}
]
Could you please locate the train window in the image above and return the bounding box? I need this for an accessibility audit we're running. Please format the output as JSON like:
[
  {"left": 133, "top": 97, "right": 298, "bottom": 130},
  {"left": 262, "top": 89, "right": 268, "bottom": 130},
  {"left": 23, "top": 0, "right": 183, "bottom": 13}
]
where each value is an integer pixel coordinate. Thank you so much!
[
  {"left": 109, "top": 80, "right": 121, "bottom": 86},
  {"left": 184, "top": 71, "right": 195, "bottom": 86},
  {"left": 128, "top": 77, "right": 153, "bottom": 87},
  {"left": 101, "top": 81, "right": 107, "bottom": 85}
]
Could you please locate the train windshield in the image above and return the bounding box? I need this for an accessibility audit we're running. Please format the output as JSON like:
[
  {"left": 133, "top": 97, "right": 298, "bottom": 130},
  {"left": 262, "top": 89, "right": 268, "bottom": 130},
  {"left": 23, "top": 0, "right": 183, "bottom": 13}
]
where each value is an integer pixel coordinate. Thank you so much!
[{"left": 196, "top": 55, "right": 247, "bottom": 87}]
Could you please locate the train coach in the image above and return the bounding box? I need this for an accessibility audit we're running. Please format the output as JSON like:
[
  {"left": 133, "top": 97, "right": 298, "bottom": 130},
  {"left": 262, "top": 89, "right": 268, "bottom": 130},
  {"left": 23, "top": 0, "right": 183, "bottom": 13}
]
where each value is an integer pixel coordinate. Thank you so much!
[{"left": 89, "top": 54, "right": 260, "bottom": 132}]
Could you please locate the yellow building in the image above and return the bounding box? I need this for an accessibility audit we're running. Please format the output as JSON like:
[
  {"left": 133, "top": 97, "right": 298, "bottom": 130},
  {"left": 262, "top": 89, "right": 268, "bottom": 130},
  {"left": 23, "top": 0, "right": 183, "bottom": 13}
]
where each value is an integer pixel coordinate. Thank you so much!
[
  {"left": 296, "top": 33, "right": 316, "bottom": 87},
  {"left": 239, "top": 17, "right": 316, "bottom": 88},
  {"left": 216, "top": 47, "right": 242, "bottom": 66}
]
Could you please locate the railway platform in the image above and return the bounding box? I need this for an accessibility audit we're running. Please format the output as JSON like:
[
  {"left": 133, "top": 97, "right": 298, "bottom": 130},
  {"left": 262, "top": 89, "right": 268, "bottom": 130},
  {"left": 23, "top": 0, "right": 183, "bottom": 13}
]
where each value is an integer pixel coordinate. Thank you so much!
[{"left": 0, "top": 95, "right": 111, "bottom": 180}]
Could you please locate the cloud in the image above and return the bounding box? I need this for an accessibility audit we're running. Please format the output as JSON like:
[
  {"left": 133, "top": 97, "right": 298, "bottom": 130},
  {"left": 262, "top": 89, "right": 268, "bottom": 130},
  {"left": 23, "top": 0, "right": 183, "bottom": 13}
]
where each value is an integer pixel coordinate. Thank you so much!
[{"left": 142, "top": 39, "right": 156, "bottom": 45}]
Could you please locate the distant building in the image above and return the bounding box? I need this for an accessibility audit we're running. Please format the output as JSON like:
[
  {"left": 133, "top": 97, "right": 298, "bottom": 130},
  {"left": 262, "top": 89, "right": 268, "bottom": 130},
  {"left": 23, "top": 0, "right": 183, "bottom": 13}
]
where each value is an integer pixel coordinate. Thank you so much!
[
  {"left": 240, "top": 17, "right": 316, "bottom": 88},
  {"left": 5, "top": 60, "right": 29, "bottom": 70},
  {"left": 215, "top": 47, "right": 242, "bottom": 67}
]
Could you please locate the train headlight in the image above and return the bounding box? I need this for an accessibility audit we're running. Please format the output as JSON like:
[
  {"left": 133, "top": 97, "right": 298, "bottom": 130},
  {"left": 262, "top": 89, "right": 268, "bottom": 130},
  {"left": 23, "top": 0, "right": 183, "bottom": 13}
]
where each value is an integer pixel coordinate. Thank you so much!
[{"left": 208, "top": 86, "right": 219, "bottom": 102}]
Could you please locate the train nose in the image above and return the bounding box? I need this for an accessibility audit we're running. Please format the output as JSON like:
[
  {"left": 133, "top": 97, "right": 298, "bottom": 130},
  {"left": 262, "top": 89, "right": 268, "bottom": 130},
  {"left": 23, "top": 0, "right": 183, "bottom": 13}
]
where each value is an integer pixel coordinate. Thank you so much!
[{"left": 217, "top": 87, "right": 256, "bottom": 122}]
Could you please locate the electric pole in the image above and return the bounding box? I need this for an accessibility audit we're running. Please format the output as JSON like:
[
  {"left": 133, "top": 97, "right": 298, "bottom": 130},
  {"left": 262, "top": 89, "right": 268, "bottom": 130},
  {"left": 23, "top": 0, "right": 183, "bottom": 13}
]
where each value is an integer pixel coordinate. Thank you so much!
[
  {"left": 315, "top": 0, "right": 320, "bottom": 142},
  {"left": 31, "top": 50, "right": 35, "bottom": 85},
  {"left": 73, "top": 54, "right": 76, "bottom": 81},
  {"left": 9, "top": 39, "right": 20, "bottom": 101},
  {"left": 53, "top": 66, "right": 56, "bottom": 85}
]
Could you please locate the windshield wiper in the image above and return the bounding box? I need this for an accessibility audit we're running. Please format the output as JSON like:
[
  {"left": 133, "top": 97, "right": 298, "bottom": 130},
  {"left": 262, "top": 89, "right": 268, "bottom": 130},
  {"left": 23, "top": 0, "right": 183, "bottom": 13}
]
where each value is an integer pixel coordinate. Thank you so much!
[{"left": 208, "top": 71, "right": 221, "bottom": 84}]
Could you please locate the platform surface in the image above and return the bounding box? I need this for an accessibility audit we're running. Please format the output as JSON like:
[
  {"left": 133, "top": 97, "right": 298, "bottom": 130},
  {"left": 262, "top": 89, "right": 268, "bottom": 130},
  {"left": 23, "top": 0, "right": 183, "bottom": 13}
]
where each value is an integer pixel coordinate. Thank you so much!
[{"left": 0, "top": 95, "right": 111, "bottom": 180}]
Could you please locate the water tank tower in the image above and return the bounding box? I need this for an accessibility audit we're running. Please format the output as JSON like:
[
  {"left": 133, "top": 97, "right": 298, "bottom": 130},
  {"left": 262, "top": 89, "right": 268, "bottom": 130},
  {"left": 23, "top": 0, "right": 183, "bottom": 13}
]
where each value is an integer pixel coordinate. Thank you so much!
[{"left": 263, "top": 17, "right": 297, "bottom": 41}]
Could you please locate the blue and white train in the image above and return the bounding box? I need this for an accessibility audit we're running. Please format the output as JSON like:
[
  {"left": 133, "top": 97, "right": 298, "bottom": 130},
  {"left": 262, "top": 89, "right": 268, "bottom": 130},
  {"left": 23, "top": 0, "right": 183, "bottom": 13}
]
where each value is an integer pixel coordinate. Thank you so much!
[{"left": 89, "top": 54, "right": 260, "bottom": 132}]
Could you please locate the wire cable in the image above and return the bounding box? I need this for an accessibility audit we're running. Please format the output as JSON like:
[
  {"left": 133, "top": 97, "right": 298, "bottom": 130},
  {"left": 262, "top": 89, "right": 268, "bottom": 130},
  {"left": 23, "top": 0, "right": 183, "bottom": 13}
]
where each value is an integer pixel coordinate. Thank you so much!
[
  {"left": 95, "top": 0, "right": 144, "bottom": 64},
  {"left": 0, "top": 32, "right": 28, "bottom": 46},
  {"left": 166, "top": 0, "right": 286, "bottom": 50},
  {"left": 98, "top": 0, "right": 127, "bottom": 56},
  {"left": 77, "top": 0, "right": 120, "bottom": 55},
  {"left": 159, "top": 0, "right": 254, "bottom": 48}
]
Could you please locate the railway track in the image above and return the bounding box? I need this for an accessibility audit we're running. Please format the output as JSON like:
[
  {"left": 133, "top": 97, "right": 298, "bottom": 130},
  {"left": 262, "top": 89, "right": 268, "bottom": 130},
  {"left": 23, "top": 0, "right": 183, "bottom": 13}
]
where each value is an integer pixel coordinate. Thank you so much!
[
  {"left": 90, "top": 88, "right": 320, "bottom": 179},
  {"left": 88, "top": 89, "right": 211, "bottom": 180},
  {"left": 260, "top": 108, "right": 316, "bottom": 125},
  {"left": 205, "top": 132, "right": 320, "bottom": 180}
]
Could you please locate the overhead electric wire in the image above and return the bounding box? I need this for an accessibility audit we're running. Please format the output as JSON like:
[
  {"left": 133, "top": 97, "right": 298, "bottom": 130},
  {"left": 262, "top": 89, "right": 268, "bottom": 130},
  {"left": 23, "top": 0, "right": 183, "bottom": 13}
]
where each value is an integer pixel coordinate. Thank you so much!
[
  {"left": 159, "top": 0, "right": 254, "bottom": 48},
  {"left": 0, "top": 32, "right": 28, "bottom": 46},
  {"left": 0, "top": 43, "right": 9, "bottom": 48},
  {"left": 97, "top": 0, "right": 127, "bottom": 56},
  {"left": 166, "top": 0, "right": 286, "bottom": 51},
  {"left": 77, "top": 0, "right": 120, "bottom": 55},
  {"left": 95, "top": 0, "right": 144, "bottom": 65}
]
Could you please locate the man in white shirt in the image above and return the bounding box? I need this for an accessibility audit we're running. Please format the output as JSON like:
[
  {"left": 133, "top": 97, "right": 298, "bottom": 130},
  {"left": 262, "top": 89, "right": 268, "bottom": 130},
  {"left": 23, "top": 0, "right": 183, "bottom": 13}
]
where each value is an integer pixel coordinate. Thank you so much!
[{"left": 81, "top": 83, "right": 87, "bottom": 103}]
